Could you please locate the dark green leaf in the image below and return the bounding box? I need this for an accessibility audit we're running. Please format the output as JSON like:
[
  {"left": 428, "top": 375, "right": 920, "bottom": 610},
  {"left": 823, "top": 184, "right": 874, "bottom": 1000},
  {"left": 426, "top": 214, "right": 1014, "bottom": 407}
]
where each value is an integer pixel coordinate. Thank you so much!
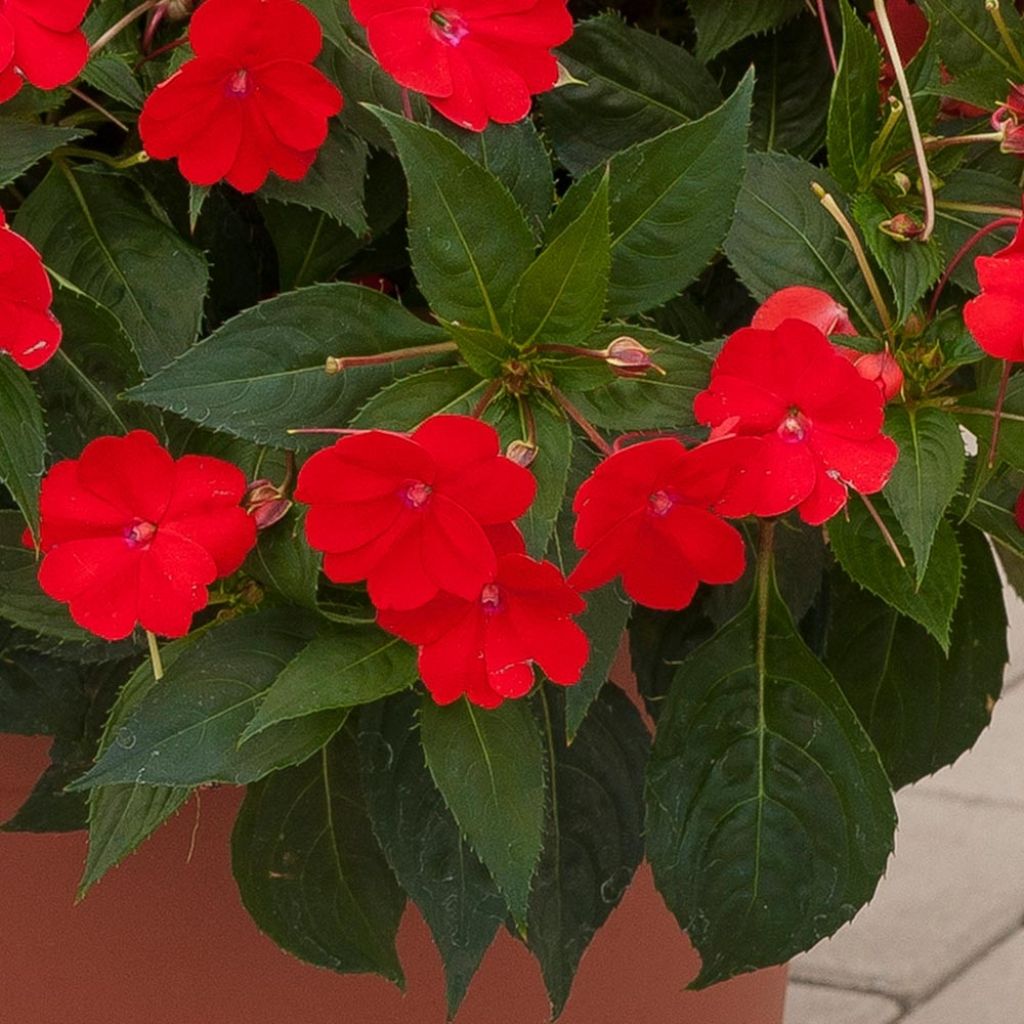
[
  {"left": 0, "top": 647, "right": 85, "bottom": 736},
  {"left": 127, "top": 283, "right": 451, "bottom": 449},
  {"left": 688, "top": 0, "right": 805, "bottom": 61},
  {"left": 245, "top": 508, "right": 320, "bottom": 610},
  {"left": 81, "top": 54, "right": 145, "bottom": 108},
  {"left": 646, "top": 582, "right": 896, "bottom": 987},
  {"left": 539, "top": 14, "right": 722, "bottom": 174},
  {"left": 15, "top": 167, "right": 209, "bottom": 374},
  {"left": 420, "top": 695, "right": 546, "bottom": 924},
  {"left": 528, "top": 686, "right": 649, "bottom": 1015},
  {"left": 957, "top": 372, "right": 1024, "bottom": 471},
  {"left": 0, "top": 119, "right": 88, "bottom": 187},
  {"left": 352, "top": 366, "right": 487, "bottom": 430},
  {"left": 233, "top": 729, "right": 405, "bottom": 981},
  {"left": 0, "top": 357, "right": 45, "bottom": 533},
  {"left": 359, "top": 693, "right": 505, "bottom": 1015}
]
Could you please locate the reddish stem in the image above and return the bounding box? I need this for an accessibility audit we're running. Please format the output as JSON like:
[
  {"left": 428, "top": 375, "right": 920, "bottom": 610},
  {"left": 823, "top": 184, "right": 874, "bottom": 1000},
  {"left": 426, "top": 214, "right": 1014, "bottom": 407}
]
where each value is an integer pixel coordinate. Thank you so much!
[
  {"left": 550, "top": 387, "right": 613, "bottom": 456},
  {"left": 987, "top": 360, "right": 1013, "bottom": 469},
  {"left": 928, "top": 216, "right": 1019, "bottom": 320},
  {"left": 816, "top": 0, "right": 839, "bottom": 73},
  {"left": 470, "top": 380, "right": 501, "bottom": 419}
]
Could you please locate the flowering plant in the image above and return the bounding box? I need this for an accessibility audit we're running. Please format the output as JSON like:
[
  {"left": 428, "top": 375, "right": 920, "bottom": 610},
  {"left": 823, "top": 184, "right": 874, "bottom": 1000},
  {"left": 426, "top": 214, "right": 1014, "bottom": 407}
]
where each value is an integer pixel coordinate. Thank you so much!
[{"left": 2, "top": 0, "right": 1024, "bottom": 1016}]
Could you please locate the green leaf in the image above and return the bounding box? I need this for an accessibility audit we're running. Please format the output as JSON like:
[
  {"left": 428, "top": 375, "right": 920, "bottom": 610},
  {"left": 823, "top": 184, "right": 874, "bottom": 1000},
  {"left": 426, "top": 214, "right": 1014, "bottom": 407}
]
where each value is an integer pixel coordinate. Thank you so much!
[
  {"left": 81, "top": 54, "right": 145, "bottom": 108},
  {"left": 827, "top": 0, "right": 883, "bottom": 193},
  {"left": 0, "top": 646, "right": 85, "bottom": 736},
  {"left": 725, "top": 152, "right": 877, "bottom": 332},
  {"left": 528, "top": 686, "right": 649, "bottom": 1015},
  {"left": 371, "top": 108, "right": 535, "bottom": 333},
  {"left": 688, "top": 0, "right": 806, "bottom": 61},
  {"left": 420, "top": 695, "right": 546, "bottom": 925},
  {"left": 646, "top": 581, "right": 896, "bottom": 987},
  {"left": 548, "top": 73, "right": 754, "bottom": 318},
  {"left": 445, "top": 323, "right": 513, "bottom": 379},
  {"left": 359, "top": 692, "right": 505, "bottom": 1015},
  {"left": 126, "top": 283, "right": 450, "bottom": 449},
  {"left": 0, "top": 118, "right": 88, "bottom": 187},
  {"left": 15, "top": 167, "right": 209, "bottom": 374},
  {"left": 539, "top": 14, "right": 722, "bottom": 174},
  {"left": 259, "top": 123, "right": 369, "bottom": 235},
  {"left": 233, "top": 729, "right": 406, "bottom": 982},
  {"left": 827, "top": 497, "right": 962, "bottom": 652},
  {"left": 513, "top": 172, "right": 610, "bottom": 348},
  {"left": 852, "top": 194, "right": 944, "bottom": 323},
  {"left": 882, "top": 406, "right": 965, "bottom": 581},
  {"left": 245, "top": 508, "right": 320, "bottom": 610},
  {"left": 70, "top": 610, "right": 347, "bottom": 789},
  {"left": 0, "top": 357, "right": 45, "bottom": 534},
  {"left": 352, "top": 366, "right": 487, "bottom": 430},
  {"left": 826, "top": 525, "right": 1006, "bottom": 789},
  {"left": 957, "top": 373, "right": 1024, "bottom": 471},
  {"left": 240, "top": 625, "right": 416, "bottom": 743}
]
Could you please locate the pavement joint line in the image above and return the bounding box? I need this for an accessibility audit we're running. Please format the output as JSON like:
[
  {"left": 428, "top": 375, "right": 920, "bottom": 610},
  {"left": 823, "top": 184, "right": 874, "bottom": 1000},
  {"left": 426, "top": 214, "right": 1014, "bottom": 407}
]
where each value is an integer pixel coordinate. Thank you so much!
[
  {"left": 787, "top": 976, "right": 911, "bottom": 1014},
  {"left": 900, "top": 787, "right": 1024, "bottom": 814}
]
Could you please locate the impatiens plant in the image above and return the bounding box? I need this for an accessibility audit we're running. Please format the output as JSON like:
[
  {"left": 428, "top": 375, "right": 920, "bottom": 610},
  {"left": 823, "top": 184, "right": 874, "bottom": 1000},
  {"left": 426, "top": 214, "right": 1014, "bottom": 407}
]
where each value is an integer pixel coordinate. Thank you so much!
[{"left": 3, "top": 0, "right": 1024, "bottom": 1017}]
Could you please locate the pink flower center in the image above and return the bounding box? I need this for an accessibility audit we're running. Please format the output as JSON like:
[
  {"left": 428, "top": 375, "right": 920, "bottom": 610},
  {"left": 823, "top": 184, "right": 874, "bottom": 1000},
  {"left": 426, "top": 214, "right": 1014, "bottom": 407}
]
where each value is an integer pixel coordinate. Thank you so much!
[
  {"left": 226, "top": 69, "right": 252, "bottom": 98},
  {"left": 648, "top": 489, "right": 676, "bottom": 517},
  {"left": 430, "top": 8, "right": 470, "bottom": 45},
  {"left": 125, "top": 520, "right": 157, "bottom": 549},
  {"left": 481, "top": 583, "right": 503, "bottom": 613},
  {"left": 776, "top": 409, "right": 811, "bottom": 444},
  {"left": 401, "top": 481, "right": 433, "bottom": 509}
]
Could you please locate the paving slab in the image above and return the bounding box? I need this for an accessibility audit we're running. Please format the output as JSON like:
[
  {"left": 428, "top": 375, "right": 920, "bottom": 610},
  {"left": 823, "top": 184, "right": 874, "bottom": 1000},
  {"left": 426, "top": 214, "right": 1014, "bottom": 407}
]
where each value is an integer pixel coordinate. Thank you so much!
[
  {"left": 898, "top": 930, "right": 1024, "bottom": 1024},
  {"left": 790, "top": 790, "right": 1024, "bottom": 1001},
  {"left": 783, "top": 983, "right": 901, "bottom": 1024}
]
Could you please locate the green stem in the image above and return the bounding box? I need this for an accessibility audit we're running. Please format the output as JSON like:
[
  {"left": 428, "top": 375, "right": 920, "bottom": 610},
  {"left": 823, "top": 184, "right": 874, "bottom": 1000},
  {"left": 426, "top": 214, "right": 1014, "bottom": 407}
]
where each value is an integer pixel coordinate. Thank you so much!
[
  {"left": 755, "top": 519, "right": 776, "bottom": 687},
  {"left": 90, "top": 0, "right": 161, "bottom": 54},
  {"left": 146, "top": 630, "right": 165, "bottom": 681},
  {"left": 987, "top": 0, "right": 1024, "bottom": 76}
]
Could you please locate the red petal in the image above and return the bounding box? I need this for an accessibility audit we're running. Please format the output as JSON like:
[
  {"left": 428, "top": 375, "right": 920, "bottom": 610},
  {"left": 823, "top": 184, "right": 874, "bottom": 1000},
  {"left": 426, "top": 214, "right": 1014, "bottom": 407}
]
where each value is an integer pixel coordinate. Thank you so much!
[
  {"left": 419, "top": 607, "right": 488, "bottom": 704},
  {"left": 569, "top": 510, "right": 644, "bottom": 593},
  {"left": 135, "top": 533, "right": 217, "bottom": 637},
  {"left": 255, "top": 61, "right": 342, "bottom": 152},
  {"left": 162, "top": 508, "right": 256, "bottom": 578},
  {"left": 487, "top": 661, "right": 535, "bottom": 699},
  {"left": 304, "top": 495, "right": 404, "bottom": 555},
  {"left": 0, "top": 219, "right": 54, "bottom": 309},
  {"left": 364, "top": 7, "right": 454, "bottom": 96},
  {"left": 713, "top": 435, "right": 818, "bottom": 519},
  {"left": 5, "top": 9, "right": 87, "bottom": 89},
  {"left": 377, "top": 591, "right": 470, "bottom": 646},
  {"left": 0, "top": 300, "right": 61, "bottom": 369},
  {"left": 751, "top": 286, "right": 857, "bottom": 336},
  {"left": 419, "top": 495, "right": 497, "bottom": 599},
  {"left": 412, "top": 414, "right": 499, "bottom": 476},
  {"left": 807, "top": 429, "right": 900, "bottom": 495},
  {"left": 427, "top": 51, "right": 489, "bottom": 131},
  {"left": 367, "top": 525, "right": 444, "bottom": 610},
  {"left": 620, "top": 539, "right": 699, "bottom": 611},
  {"left": 0, "top": 16, "right": 14, "bottom": 68},
  {"left": 471, "top": 0, "right": 574, "bottom": 47},
  {"left": 655, "top": 506, "right": 747, "bottom": 585},
  {"left": 190, "top": 0, "right": 323, "bottom": 63},
  {"left": 7, "top": 0, "right": 90, "bottom": 33},
  {"left": 460, "top": 40, "right": 533, "bottom": 124},
  {"left": 798, "top": 468, "right": 849, "bottom": 526},
  {"left": 964, "top": 292, "right": 1024, "bottom": 361},
  {"left": 76, "top": 432, "right": 175, "bottom": 524},
  {"left": 176, "top": 102, "right": 246, "bottom": 187},
  {"left": 38, "top": 460, "right": 127, "bottom": 549}
]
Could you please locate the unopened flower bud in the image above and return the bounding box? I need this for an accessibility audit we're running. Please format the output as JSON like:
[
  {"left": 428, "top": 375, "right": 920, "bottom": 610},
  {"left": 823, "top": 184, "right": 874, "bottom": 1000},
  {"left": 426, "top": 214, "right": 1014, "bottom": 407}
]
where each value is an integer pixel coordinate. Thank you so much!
[
  {"left": 880, "top": 213, "right": 924, "bottom": 241},
  {"left": 245, "top": 479, "right": 292, "bottom": 530},
  {"left": 162, "top": 0, "right": 195, "bottom": 18},
  {"left": 506, "top": 440, "right": 538, "bottom": 468},
  {"left": 854, "top": 351, "right": 904, "bottom": 402},
  {"left": 602, "top": 335, "right": 664, "bottom": 377},
  {"left": 892, "top": 172, "right": 912, "bottom": 196}
]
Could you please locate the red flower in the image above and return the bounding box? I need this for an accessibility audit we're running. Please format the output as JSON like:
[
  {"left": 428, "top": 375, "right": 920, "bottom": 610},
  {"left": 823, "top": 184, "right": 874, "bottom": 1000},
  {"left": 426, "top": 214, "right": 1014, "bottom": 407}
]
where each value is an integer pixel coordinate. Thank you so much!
[
  {"left": 350, "top": 0, "right": 573, "bottom": 132},
  {"left": 569, "top": 438, "right": 747, "bottom": 611},
  {"left": 36, "top": 431, "right": 257, "bottom": 640},
  {"left": 694, "top": 320, "right": 899, "bottom": 526},
  {"left": 295, "top": 414, "right": 537, "bottom": 611},
  {"left": 751, "top": 286, "right": 857, "bottom": 337},
  {"left": 378, "top": 528, "right": 587, "bottom": 708},
  {"left": 0, "top": 207, "right": 61, "bottom": 370},
  {"left": 837, "top": 346, "right": 904, "bottom": 402},
  {"left": 963, "top": 216, "right": 1024, "bottom": 362},
  {"left": 0, "top": 0, "right": 89, "bottom": 103},
  {"left": 138, "top": 0, "right": 343, "bottom": 193}
]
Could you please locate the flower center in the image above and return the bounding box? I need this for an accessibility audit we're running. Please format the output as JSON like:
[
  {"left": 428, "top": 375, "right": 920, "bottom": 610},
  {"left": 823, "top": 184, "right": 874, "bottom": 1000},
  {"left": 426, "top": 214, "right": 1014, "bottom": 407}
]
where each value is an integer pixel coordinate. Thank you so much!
[
  {"left": 401, "top": 481, "right": 433, "bottom": 509},
  {"left": 648, "top": 489, "right": 676, "bottom": 517},
  {"left": 776, "top": 409, "right": 811, "bottom": 444},
  {"left": 430, "top": 8, "right": 470, "bottom": 45},
  {"left": 480, "top": 583, "right": 503, "bottom": 613},
  {"left": 226, "top": 68, "right": 252, "bottom": 98},
  {"left": 125, "top": 520, "right": 157, "bottom": 549}
]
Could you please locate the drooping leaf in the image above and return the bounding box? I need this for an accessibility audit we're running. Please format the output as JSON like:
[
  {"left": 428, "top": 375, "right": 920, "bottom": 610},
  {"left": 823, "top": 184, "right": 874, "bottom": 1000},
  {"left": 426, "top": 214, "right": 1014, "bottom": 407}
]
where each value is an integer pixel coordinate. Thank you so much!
[
  {"left": 126, "top": 283, "right": 451, "bottom": 449},
  {"left": 0, "top": 119, "right": 88, "bottom": 187},
  {"left": 15, "top": 167, "right": 209, "bottom": 373},
  {"left": 233, "top": 729, "right": 406, "bottom": 982},
  {"left": 826, "top": 525, "right": 1006, "bottom": 789},
  {"left": 359, "top": 693, "right": 506, "bottom": 1015},
  {"left": 540, "top": 14, "right": 722, "bottom": 174},
  {"left": 882, "top": 405, "right": 965, "bottom": 580},
  {"left": 688, "top": 0, "right": 806, "bottom": 61},
  {"left": 0, "top": 357, "right": 45, "bottom": 534},
  {"left": 646, "top": 581, "right": 896, "bottom": 987},
  {"left": 420, "top": 695, "right": 546, "bottom": 925}
]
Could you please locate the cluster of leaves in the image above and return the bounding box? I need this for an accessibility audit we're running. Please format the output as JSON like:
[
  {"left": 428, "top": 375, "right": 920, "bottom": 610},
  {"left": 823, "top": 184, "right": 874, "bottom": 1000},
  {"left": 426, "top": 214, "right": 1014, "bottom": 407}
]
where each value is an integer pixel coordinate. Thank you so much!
[{"left": 1, "top": 0, "right": 1023, "bottom": 1017}]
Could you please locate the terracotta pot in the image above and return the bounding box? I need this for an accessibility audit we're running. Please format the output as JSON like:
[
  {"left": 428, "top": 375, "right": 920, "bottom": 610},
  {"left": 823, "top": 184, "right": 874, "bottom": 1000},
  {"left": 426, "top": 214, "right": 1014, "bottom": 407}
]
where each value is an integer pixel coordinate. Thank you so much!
[{"left": 1, "top": 730, "right": 787, "bottom": 1024}]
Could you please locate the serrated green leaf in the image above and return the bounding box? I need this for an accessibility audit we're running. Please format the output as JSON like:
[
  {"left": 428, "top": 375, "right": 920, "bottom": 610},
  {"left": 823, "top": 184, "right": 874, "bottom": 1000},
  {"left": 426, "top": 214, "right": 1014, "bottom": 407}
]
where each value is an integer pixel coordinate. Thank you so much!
[
  {"left": 359, "top": 692, "right": 505, "bottom": 1015},
  {"left": 81, "top": 53, "right": 145, "bottom": 108},
  {"left": 539, "top": 14, "right": 722, "bottom": 174},
  {"left": 688, "top": 0, "right": 806, "bottom": 61},
  {"left": 956, "top": 373, "right": 1024, "bottom": 472},
  {"left": 127, "top": 283, "right": 451, "bottom": 449},
  {"left": 245, "top": 508, "right": 320, "bottom": 610},
  {"left": 548, "top": 73, "right": 754, "bottom": 318},
  {"left": 15, "top": 167, "right": 208, "bottom": 374},
  {"left": 240, "top": 625, "right": 416, "bottom": 742},
  {"left": 0, "top": 357, "right": 45, "bottom": 534},
  {"left": 826, "top": 524, "right": 1006, "bottom": 789},
  {"left": 372, "top": 108, "right": 535, "bottom": 333},
  {"left": 420, "top": 695, "right": 546, "bottom": 925},
  {"left": 528, "top": 686, "right": 649, "bottom": 1015},
  {"left": 233, "top": 730, "right": 405, "bottom": 981},
  {"left": 513, "top": 173, "right": 609, "bottom": 348},
  {"left": 0, "top": 119, "right": 88, "bottom": 187},
  {"left": 646, "top": 581, "right": 896, "bottom": 987},
  {"left": 725, "top": 152, "right": 877, "bottom": 332},
  {"left": 827, "top": 496, "right": 962, "bottom": 651},
  {"left": 882, "top": 406, "right": 965, "bottom": 580},
  {"left": 446, "top": 322, "right": 512, "bottom": 379},
  {"left": 352, "top": 365, "right": 487, "bottom": 430},
  {"left": 70, "top": 610, "right": 348, "bottom": 789},
  {"left": 827, "top": 0, "right": 883, "bottom": 192}
]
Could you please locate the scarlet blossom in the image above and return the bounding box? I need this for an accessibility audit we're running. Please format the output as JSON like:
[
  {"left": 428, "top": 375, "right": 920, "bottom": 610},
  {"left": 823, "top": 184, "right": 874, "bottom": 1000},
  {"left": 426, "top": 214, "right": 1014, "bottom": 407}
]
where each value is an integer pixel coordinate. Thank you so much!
[
  {"left": 837, "top": 347, "right": 904, "bottom": 402},
  {"left": 138, "top": 0, "right": 343, "bottom": 193},
  {"left": 295, "top": 414, "right": 537, "bottom": 611},
  {"left": 751, "top": 286, "right": 857, "bottom": 337},
  {"left": 0, "top": 0, "right": 89, "bottom": 103},
  {"left": 963, "top": 216, "right": 1024, "bottom": 362},
  {"left": 992, "top": 85, "right": 1024, "bottom": 154},
  {"left": 694, "top": 319, "right": 899, "bottom": 526},
  {"left": 35, "top": 431, "right": 257, "bottom": 640},
  {"left": 0, "top": 207, "right": 61, "bottom": 370},
  {"left": 569, "top": 438, "right": 747, "bottom": 611},
  {"left": 350, "top": 0, "right": 574, "bottom": 132},
  {"left": 378, "top": 527, "right": 588, "bottom": 708}
]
